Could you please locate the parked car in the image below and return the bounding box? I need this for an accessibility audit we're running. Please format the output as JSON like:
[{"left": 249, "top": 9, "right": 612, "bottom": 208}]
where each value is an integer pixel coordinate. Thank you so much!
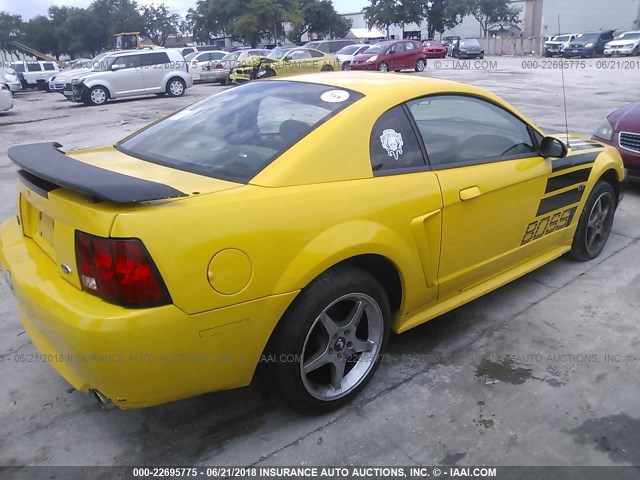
[
  {"left": 9, "top": 61, "right": 60, "bottom": 89},
  {"left": 0, "top": 68, "right": 21, "bottom": 93},
  {"left": 544, "top": 33, "right": 579, "bottom": 57},
  {"left": 229, "top": 48, "right": 338, "bottom": 83},
  {"left": 185, "top": 50, "right": 227, "bottom": 81},
  {"left": 175, "top": 46, "right": 197, "bottom": 57},
  {"left": 335, "top": 44, "right": 371, "bottom": 70},
  {"left": 200, "top": 48, "right": 271, "bottom": 83},
  {"left": 422, "top": 40, "right": 447, "bottom": 58},
  {"left": 450, "top": 38, "right": 484, "bottom": 59},
  {"left": 49, "top": 53, "right": 109, "bottom": 93},
  {"left": 441, "top": 36, "right": 460, "bottom": 49},
  {"left": 350, "top": 40, "right": 427, "bottom": 72},
  {"left": 0, "top": 83, "right": 13, "bottom": 112},
  {"left": 63, "top": 49, "right": 192, "bottom": 106},
  {"left": 604, "top": 31, "right": 640, "bottom": 57},
  {"left": 564, "top": 30, "right": 615, "bottom": 57},
  {"left": 303, "top": 39, "right": 356, "bottom": 53},
  {"left": 0, "top": 73, "right": 625, "bottom": 414},
  {"left": 592, "top": 101, "right": 640, "bottom": 181}
]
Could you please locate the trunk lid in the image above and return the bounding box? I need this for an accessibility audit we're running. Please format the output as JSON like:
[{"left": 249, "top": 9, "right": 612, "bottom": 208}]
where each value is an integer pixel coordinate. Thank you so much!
[{"left": 11, "top": 143, "right": 240, "bottom": 290}]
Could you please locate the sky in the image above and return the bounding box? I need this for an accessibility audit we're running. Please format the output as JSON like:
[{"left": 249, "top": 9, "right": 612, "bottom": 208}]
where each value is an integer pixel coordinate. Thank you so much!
[{"left": 0, "top": 0, "right": 369, "bottom": 20}]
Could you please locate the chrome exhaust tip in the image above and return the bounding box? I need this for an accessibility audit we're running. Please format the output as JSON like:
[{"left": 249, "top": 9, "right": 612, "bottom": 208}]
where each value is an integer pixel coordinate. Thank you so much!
[{"left": 91, "top": 390, "right": 113, "bottom": 410}]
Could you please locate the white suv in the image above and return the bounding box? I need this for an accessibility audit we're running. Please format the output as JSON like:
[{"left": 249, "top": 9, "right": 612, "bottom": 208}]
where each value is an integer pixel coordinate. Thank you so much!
[
  {"left": 64, "top": 49, "right": 193, "bottom": 106},
  {"left": 9, "top": 61, "right": 59, "bottom": 88}
]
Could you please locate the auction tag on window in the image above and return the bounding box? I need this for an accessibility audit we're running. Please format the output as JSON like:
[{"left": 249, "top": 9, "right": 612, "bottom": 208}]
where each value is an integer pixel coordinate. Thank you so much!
[{"left": 321, "top": 90, "right": 350, "bottom": 103}]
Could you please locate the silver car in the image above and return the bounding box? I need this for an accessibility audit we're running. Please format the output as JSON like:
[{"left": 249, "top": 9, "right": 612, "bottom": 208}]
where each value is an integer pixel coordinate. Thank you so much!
[
  {"left": 0, "top": 68, "right": 21, "bottom": 93},
  {"left": 64, "top": 49, "right": 193, "bottom": 106},
  {"left": 49, "top": 54, "right": 108, "bottom": 93},
  {"left": 335, "top": 44, "right": 371, "bottom": 70},
  {"left": 200, "top": 49, "right": 270, "bottom": 84}
]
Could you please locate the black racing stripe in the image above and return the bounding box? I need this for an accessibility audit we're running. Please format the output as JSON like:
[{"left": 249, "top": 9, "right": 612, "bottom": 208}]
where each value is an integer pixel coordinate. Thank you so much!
[
  {"left": 545, "top": 167, "right": 592, "bottom": 193},
  {"left": 551, "top": 152, "right": 599, "bottom": 173},
  {"left": 537, "top": 187, "right": 584, "bottom": 217}
]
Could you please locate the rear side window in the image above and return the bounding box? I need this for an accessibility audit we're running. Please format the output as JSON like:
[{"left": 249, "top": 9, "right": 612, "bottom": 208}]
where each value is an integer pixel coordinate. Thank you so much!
[
  {"left": 370, "top": 106, "right": 426, "bottom": 174},
  {"left": 113, "top": 55, "right": 141, "bottom": 69},
  {"left": 27, "top": 63, "right": 42, "bottom": 72},
  {"left": 13, "top": 64, "right": 25, "bottom": 72},
  {"left": 43, "top": 63, "right": 56, "bottom": 71},
  {"left": 117, "top": 81, "right": 364, "bottom": 183},
  {"left": 141, "top": 52, "right": 170, "bottom": 66}
]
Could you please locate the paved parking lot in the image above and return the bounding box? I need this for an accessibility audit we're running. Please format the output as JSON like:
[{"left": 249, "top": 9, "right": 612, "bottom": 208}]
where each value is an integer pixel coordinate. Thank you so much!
[{"left": 1, "top": 57, "right": 639, "bottom": 471}]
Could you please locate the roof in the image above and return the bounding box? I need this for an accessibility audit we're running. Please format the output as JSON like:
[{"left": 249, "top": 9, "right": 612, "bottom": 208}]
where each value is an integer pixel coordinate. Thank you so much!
[{"left": 346, "top": 28, "right": 385, "bottom": 39}]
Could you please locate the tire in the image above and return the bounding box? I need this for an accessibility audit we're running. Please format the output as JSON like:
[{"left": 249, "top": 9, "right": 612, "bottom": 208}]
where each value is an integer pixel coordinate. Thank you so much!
[
  {"left": 262, "top": 265, "right": 390, "bottom": 415},
  {"left": 20, "top": 79, "right": 28, "bottom": 90},
  {"left": 321, "top": 64, "right": 334, "bottom": 72},
  {"left": 85, "top": 86, "right": 109, "bottom": 106},
  {"left": 166, "top": 77, "right": 186, "bottom": 97},
  {"left": 378, "top": 62, "right": 389, "bottom": 72},
  {"left": 633, "top": 46, "right": 639, "bottom": 56},
  {"left": 415, "top": 59, "right": 426, "bottom": 72},
  {"left": 479, "top": 53, "right": 484, "bottom": 59},
  {"left": 544, "top": 51, "right": 552, "bottom": 57},
  {"left": 341, "top": 61, "right": 350, "bottom": 71},
  {"left": 568, "top": 181, "right": 616, "bottom": 261}
]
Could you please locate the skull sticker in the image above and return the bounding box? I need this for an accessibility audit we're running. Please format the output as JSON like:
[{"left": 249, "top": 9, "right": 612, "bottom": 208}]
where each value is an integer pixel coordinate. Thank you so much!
[{"left": 380, "top": 129, "right": 404, "bottom": 160}]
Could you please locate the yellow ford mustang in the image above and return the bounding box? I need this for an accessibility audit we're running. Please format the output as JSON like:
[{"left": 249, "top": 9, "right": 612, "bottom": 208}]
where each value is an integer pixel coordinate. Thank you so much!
[
  {"left": 229, "top": 47, "right": 338, "bottom": 83},
  {"left": 0, "top": 73, "right": 626, "bottom": 414}
]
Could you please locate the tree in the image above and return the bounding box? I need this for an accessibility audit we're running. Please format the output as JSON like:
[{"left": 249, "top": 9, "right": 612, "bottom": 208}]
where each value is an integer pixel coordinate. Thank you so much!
[
  {"left": 422, "top": 0, "right": 469, "bottom": 39},
  {"left": 190, "top": 0, "right": 303, "bottom": 47},
  {"left": 0, "top": 12, "right": 23, "bottom": 56},
  {"left": 288, "top": 1, "right": 352, "bottom": 44},
  {"left": 89, "top": 0, "right": 146, "bottom": 49},
  {"left": 142, "top": 4, "right": 181, "bottom": 45},
  {"left": 467, "top": 0, "right": 521, "bottom": 37},
  {"left": 363, "top": 0, "right": 422, "bottom": 39}
]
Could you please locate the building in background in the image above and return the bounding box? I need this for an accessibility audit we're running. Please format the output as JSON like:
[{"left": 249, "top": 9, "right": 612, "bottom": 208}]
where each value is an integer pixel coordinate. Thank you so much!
[{"left": 340, "top": 0, "right": 640, "bottom": 41}]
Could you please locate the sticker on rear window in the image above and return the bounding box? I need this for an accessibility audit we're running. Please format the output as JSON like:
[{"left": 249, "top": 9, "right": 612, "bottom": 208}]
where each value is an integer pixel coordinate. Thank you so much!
[
  {"left": 380, "top": 129, "right": 404, "bottom": 160},
  {"left": 321, "top": 90, "right": 350, "bottom": 103}
]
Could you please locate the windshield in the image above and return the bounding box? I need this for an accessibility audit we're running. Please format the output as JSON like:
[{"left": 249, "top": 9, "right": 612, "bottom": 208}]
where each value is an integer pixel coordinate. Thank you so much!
[
  {"left": 117, "top": 81, "right": 363, "bottom": 183},
  {"left": 185, "top": 52, "right": 198, "bottom": 61},
  {"left": 365, "top": 43, "right": 390, "bottom": 54},
  {"left": 304, "top": 42, "right": 320, "bottom": 49},
  {"left": 551, "top": 35, "right": 570, "bottom": 42},
  {"left": 424, "top": 41, "right": 443, "bottom": 47},
  {"left": 576, "top": 33, "right": 599, "bottom": 42},
  {"left": 336, "top": 45, "right": 361, "bottom": 55},
  {"left": 267, "top": 47, "right": 290, "bottom": 59},
  {"left": 94, "top": 55, "right": 117, "bottom": 72},
  {"left": 618, "top": 32, "right": 640, "bottom": 40},
  {"left": 460, "top": 39, "right": 480, "bottom": 47}
]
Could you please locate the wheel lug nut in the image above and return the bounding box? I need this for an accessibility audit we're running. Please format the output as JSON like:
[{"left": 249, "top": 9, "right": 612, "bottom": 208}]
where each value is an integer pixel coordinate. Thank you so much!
[{"left": 345, "top": 330, "right": 350, "bottom": 335}]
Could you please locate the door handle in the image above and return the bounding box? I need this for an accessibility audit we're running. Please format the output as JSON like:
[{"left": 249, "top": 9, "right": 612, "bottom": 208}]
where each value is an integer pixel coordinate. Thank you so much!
[{"left": 459, "top": 186, "right": 481, "bottom": 201}]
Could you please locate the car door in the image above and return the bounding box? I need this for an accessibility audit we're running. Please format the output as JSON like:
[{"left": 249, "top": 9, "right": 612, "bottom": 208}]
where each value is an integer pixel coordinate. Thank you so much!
[
  {"left": 403, "top": 41, "right": 422, "bottom": 68},
  {"left": 387, "top": 42, "right": 405, "bottom": 70},
  {"left": 281, "top": 49, "right": 314, "bottom": 75},
  {"left": 596, "top": 31, "right": 614, "bottom": 54},
  {"left": 108, "top": 54, "right": 144, "bottom": 96},
  {"left": 139, "top": 52, "right": 171, "bottom": 92},
  {"left": 406, "top": 95, "right": 556, "bottom": 299}
]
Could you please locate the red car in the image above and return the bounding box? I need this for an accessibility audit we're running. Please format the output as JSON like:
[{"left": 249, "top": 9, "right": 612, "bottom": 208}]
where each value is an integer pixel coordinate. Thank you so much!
[
  {"left": 593, "top": 101, "right": 640, "bottom": 181},
  {"left": 422, "top": 40, "right": 447, "bottom": 58},
  {"left": 350, "top": 40, "right": 427, "bottom": 72}
]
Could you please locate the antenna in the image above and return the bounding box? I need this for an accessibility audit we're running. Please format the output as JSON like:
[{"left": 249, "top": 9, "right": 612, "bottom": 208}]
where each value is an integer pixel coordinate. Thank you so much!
[{"left": 558, "top": 14, "right": 570, "bottom": 147}]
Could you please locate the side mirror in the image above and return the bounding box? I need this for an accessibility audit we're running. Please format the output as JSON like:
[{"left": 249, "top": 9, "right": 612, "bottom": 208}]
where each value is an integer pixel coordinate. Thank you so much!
[
  {"left": 539, "top": 136, "right": 568, "bottom": 158},
  {"left": 111, "top": 64, "right": 125, "bottom": 71}
]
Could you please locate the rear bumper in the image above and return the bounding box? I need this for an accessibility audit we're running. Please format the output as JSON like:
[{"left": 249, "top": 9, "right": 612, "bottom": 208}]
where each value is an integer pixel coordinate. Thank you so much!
[
  {"left": 0, "top": 217, "right": 297, "bottom": 408},
  {"left": 200, "top": 69, "right": 228, "bottom": 82},
  {"left": 564, "top": 47, "right": 594, "bottom": 57}
]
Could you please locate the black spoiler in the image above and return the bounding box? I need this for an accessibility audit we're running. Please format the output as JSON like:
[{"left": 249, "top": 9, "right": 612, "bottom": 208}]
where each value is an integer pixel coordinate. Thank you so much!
[{"left": 8, "top": 142, "right": 187, "bottom": 203}]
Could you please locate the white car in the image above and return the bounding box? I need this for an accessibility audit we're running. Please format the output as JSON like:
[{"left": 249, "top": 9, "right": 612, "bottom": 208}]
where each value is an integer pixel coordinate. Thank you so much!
[
  {"left": 185, "top": 50, "right": 227, "bottom": 81},
  {"left": 0, "top": 83, "right": 14, "bottom": 112},
  {"left": 335, "top": 44, "right": 372, "bottom": 70},
  {"left": 49, "top": 53, "right": 108, "bottom": 93},
  {"left": 0, "top": 68, "right": 21, "bottom": 93},
  {"left": 604, "top": 31, "right": 640, "bottom": 56},
  {"left": 10, "top": 61, "right": 59, "bottom": 88},
  {"left": 64, "top": 49, "right": 193, "bottom": 106},
  {"left": 199, "top": 48, "right": 271, "bottom": 83},
  {"left": 543, "top": 34, "right": 579, "bottom": 57}
]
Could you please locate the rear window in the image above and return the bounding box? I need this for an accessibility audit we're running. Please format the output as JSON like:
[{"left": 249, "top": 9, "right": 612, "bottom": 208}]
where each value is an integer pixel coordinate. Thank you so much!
[
  {"left": 117, "top": 81, "right": 364, "bottom": 183},
  {"left": 141, "top": 52, "right": 170, "bottom": 66},
  {"left": 43, "top": 63, "right": 56, "bottom": 71}
]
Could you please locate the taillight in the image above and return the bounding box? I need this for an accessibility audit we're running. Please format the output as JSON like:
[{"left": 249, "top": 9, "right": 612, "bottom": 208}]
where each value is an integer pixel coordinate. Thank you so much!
[
  {"left": 214, "top": 63, "right": 223, "bottom": 69},
  {"left": 0, "top": 84, "right": 8, "bottom": 91},
  {"left": 75, "top": 231, "right": 170, "bottom": 308}
]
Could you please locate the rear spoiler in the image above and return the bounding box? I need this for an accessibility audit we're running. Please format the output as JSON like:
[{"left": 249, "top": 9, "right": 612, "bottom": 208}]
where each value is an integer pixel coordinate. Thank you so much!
[{"left": 8, "top": 142, "right": 187, "bottom": 203}]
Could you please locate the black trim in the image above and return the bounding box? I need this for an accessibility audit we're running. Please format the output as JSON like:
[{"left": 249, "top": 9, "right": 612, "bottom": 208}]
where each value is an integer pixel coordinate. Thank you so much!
[
  {"left": 545, "top": 167, "right": 591, "bottom": 193},
  {"left": 8, "top": 142, "right": 188, "bottom": 204},
  {"left": 17, "top": 170, "right": 59, "bottom": 199},
  {"left": 537, "top": 187, "right": 584, "bottom": 217},
  {"left": 551, "top": 152, "right": 599, "bottom": 173}
]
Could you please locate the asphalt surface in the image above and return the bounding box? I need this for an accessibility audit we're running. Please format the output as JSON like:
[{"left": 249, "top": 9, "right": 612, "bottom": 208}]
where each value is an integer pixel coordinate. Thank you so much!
[{"left": 0, "top": 57, "right": 639, "bottom": 471}]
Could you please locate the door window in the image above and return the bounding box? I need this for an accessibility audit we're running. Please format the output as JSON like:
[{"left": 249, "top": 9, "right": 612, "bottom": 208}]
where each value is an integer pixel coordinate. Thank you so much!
[
  {"left": 27, "top": 63, "right": 42, "bottom": 72},
  {"left": 407, "top": 95, "right": 536, "bottom": 168},
  {"left": 370, "top": 106, "right": 426, "bottom": 174},
  {"left": 113, "top": 55, "right": 141, "bottom": 69},
  {"left": 140, "top": 52, "right": 170, "bottom": 67},
  {"left": 43, "top": 63, "right": 56, "bottom": 71}
]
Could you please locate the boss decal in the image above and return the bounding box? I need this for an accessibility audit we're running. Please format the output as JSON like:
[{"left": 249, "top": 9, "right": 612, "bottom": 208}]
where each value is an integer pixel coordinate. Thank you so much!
[
  {"left": 545, "top": 168, "right": 592, "bottom": 193},
  {"left": 380, "top": 129, "right": 404, "bottom": 160},
  {"left": 521, "top": 206, "right": 578, "bottom": 245}
]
